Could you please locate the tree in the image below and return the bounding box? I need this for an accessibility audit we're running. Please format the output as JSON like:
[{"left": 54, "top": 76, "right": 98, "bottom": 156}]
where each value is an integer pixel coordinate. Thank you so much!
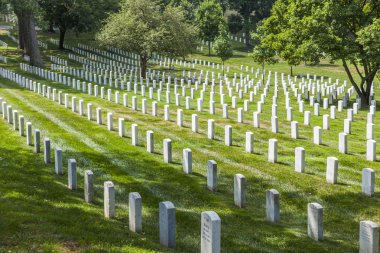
[
  {"left": 4, "top": 0, "right": 44, "bottom": 67},
  {"left": 213, "top": 24, "right": 233, "bottom": 75},
  {"left": 166, "top": 0, "right": 197, "bottom": 21},
  {"left": 228, "top": 0, "right": 275, "bottom": 47},
  {"left": 195, "top": 0, "right": 224, "bottom": 56},
  {"left": 250, "top": 23, "right": 277, "bottom": 83},
  {"left": 218, "top": 0, "right": 229, "bottom": 14},
  {"left": 38, "top": 0, "right": 119, "bottom": 50},
  {"left": 228, "top": 14, "right": 243, "bottom": 36},
  {"left": 261, "top": 0, "right": 380, "bottom": 105},
  {"left": 97, "top": 0, "right": 196, "bottom": 78},
  {"left": 258, "top": 0, "right": 323, "bottom": 76},
  {"left": 160, "top": 4, "right": 198, "bottom": 62}
]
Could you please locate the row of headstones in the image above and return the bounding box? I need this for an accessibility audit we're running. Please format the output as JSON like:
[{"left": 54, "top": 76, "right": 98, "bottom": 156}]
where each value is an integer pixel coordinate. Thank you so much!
[
  {"left": 269, "top": 104, "right": 377, "bottom": 161},
  {"left": 81, "top": 83, "right": 377, "bottom": 162},
  {"left": 58, "top": 46, "right": 352, "bottom": 111},
  {"left": 47, "top": 57, "right": 354, "bottom": 121},
  {"left": 0, "top": 97, "right": 224, "bottom": 252},
  {"left": 6, "top": 63, "right": 380, "bottom": 184},
  {"left": 65, "top": 54, "right": 237, "bottom": 89},
  {"left": 43, "top": 37, "right": 336, "bottom": 92},
  {"left": 0, "top": 39, "right": 8, "bottom": 47},
  {"left": 2, "top": 73, "right": 376, "bottom": 200},
  {"left": 6, "top": 65, "right": 379, "bottom": 168},
  {"left": 2, "top": 62, "right": 380, "bottom": 252},
  {"left": 23, "top": 63, "right": 274, "bottom": 121},
  {"left": 49, "top": 55, "right": 67, "bottom": 66},
  {"left": 6, "top": 65, "right": 379, "bottom": 176},
  {"left": 71, "top": 47, "right": 139, "bottom": 69},
  {"left": 27, "top": 60, "right": 282, "bottom": 119},
  {"left": 37, "top": 40, "right": 48, "bottom": 49},
  {"left": 0, "top": 70, "right": 226, "bottom": 195},
  {"left": 80, "top": 44, "right": 342, "bottom": 94},
  {"left": 0, "top": 101, "right": 378, "bottom": 253},
  {"left": 55, "top": 66, "right": 363, "bottom": 141},
  {"left": 68, "top": 51, "right": 137, "bottom": 72},
  {"left": 66, "top": 41, "right": 332, "bottom": 94}
]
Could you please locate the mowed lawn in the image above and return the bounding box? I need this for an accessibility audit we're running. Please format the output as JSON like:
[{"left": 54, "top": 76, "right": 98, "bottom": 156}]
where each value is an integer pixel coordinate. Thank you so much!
[{"left": 0, "top": 29, "right": 379, "bottom": 252}]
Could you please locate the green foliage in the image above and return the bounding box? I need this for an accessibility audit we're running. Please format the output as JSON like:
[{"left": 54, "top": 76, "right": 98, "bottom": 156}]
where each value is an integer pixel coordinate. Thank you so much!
[
  {"left": 37, "top": 0, "right": 119, "bottom": 33},
  {"left": 228, "top": 0, "right": 275, "bottom": 45},
  {"left": 260, "top": 0, "right": 323, "bottom": 67},
  {"left": 227, "top": 14, "right": 243, "bottom": 35},
  {"left": 160, "top": 4, "right": 198, "bottom": 60},
  {"left": 261, "top": 0, "right": 380, "bottom": 104},
  {"left": 213, "top": 23, "right": 233, "bottom": 65},
  {"left": 195, "top": 0, "right": 224, "bottom": 44},
  {"left": 97, "top": 0, "right": 197, "bottom": 75},
  {"left": 4, "top": 0, "right": 38, "bottom": 14},
  {"left": 250, "top": 23, "right": 278, "bottom": 69},
  {"left": 166, "top": 0, "right": 197, "bottom": 20},
  {"left": 96, "top": 0, "right": 163, "bottom": 58}
]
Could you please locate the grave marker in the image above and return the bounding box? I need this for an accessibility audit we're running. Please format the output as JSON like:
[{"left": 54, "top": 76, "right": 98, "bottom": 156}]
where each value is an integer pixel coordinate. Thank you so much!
[
  {"left": 234, "top": 174, "right": 245, "bottom": 208},
  {"left": 104, "top": 181, "right": 115, "bottom": 218},
  {"left": 129, "top": 192, "right": 142, "bottom": 233},
  {"left": 160, "top": 201, "right": 176, "bottom": 248},
  {"left": 68, "top": 159, "right": 77, "bottom": 190},
  {"left": 362, "top": 168, "right": 375, "bottom": 197},
  {"left": 266, "top": 189, "right": 280, "bottom": 223},
  {"left": 84, "top": 170, "right": 94, "bottom": 203},
  {"left": 207, "top": 160, "right": 217, "bottom": 191},
  {"left": 201, "top": 211, "right": 221, "bottom": 253},
  {"left": 308, "top": 203, "right": 323, "bottom": 241},
  {"left": 359, "top": 221, "right": 378, "bottom": 253}
]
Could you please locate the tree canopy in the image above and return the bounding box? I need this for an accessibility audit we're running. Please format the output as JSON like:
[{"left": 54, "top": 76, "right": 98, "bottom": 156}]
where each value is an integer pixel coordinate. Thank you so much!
[
  {"left": 213, "top": 23, "right": 233, "bottom": 74},
  {"left": 227, "top": 14, "right": 243, "bottom": 36},
  {"left": 228, "top": 0, "right": 275, "bottom": 47},
  {"left": 250, "top": 23, "right": 278, "bottom": 74},
  {"left": 260, "top": 0, "right": 380, "bottom": 104},
  {"left": 195, "top": 0, "right": 224, "bottom": 56},
  {"left": 96, "top": 0, "right": 197, "bottom": 78},
  {"left": 37, "top": 0, "right": 119, "bottom": 49}
]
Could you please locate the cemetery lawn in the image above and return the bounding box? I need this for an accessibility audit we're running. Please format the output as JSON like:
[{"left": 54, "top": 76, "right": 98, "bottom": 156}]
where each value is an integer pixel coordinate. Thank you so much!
[{"left": 0, "top": 30, "right": 379, "bottom": 252}]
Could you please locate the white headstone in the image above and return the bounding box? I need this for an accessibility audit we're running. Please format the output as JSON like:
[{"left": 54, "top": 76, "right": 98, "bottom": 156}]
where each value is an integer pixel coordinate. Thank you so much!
[{"left": 201, "top": 211, "right": 221, "bottom": 253}]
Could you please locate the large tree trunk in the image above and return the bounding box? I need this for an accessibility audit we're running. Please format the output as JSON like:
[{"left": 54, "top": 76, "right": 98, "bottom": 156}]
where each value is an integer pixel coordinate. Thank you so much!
[
  {"left": 140, "top": 54, "right": 148, "bottom": 79},
  {"left": 208, "top": 41, "right": 211, "bottom": 56},
  {"left": 342, "top": 58, "right": 378, "bottom": 106},
  {"left": 59, "top": 27, "right": 66, "bottom": 50},
  {"left": 18, "top": 10, "right": 43, "bottom": 67}
]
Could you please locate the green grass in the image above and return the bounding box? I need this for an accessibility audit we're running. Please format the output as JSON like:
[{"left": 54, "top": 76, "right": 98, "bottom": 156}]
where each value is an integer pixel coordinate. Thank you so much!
[{"left": 0, "top": 29, "right": 379, "bottom": 252}]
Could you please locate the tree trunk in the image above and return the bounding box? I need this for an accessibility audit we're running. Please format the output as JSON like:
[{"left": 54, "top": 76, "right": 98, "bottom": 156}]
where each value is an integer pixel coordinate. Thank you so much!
[
  {"left": 222, "top": 61, "right": 225, "bottom": 76},
  {"left": 21, "top": 11, "right": 43, "bottom": 67},
  {"left": 140, "top": 54, "right": 148, "bottom": 79},
  {"left": 342, "top": 58, "right": 378, "bottom": 106},
  {"left": 290, "top": 65, "right": 293, "bottom": 76},
  {"left": 59, "top": 27, "right": 66, "bottom": 50},
  {"left": 262, "top": 62, "right": 265, "bottom": 84},
  {"left": 17, "top": 15, "right": 25, "bottom": 51},
  {"left": 208, "top": 41, "right": 211, "bottom": 56},
  {"left": 48, "top": 21, "right": 55, "bottom": 33}
]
